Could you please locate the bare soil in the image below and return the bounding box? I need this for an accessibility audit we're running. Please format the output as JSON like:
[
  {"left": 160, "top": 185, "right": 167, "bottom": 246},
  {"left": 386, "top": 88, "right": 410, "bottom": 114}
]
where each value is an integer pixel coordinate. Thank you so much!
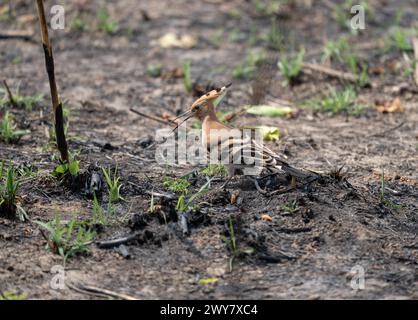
[{"left": 0, "top": 0, "right": 417, "bottom": 299}]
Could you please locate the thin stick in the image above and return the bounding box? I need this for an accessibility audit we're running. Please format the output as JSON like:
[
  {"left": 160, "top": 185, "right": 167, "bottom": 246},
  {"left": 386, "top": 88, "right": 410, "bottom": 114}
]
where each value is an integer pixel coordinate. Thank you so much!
[
  {"left": 66, "top": 282, "right": 138, "bottom": 300},
  {"left": 130, "top": 108, "right": 175, "bottom": 126},
  {"left": 369, "top": 121, "right": 405, "bottom": 138},
  {"left": 412, "top": 38, "right": 418, "bottom": 86},
  {"left": 96, "top": 232, "right": 142, "bottom": 249},
  {"left": 2, "top": 80, "right": 18, "bottom": 108},
  {"left": 224, "top": 106, "right": 248, "bottom": 123},
  {"left": 302, "top": 62, "right": 362, "bottom": 83},
  {"left": 0, "top": 30, "right": 33, "bottom": 41},
  {"left": 36, "top": 0, "right": 69, "bottom": 163}
]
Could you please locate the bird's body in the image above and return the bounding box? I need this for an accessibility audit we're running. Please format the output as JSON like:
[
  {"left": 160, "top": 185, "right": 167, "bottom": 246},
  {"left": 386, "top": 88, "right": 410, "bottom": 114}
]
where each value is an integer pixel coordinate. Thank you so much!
[{"left": 176, "top": 84, "right": 311, "bottom": 182}]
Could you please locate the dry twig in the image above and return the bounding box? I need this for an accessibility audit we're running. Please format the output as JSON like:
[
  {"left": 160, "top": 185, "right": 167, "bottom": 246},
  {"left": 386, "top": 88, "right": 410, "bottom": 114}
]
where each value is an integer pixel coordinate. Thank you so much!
[
  {"left": 130, "top": 108, "right": 175, "bottom": 126},
  {"left": 0, "top": 30, "right": 33, "bottom": 41},
  {"left": 2, "top": 80, "right": 18, "bottom": 108},
  {"left": 66, "top": 282, "right": 138, "bottom": 300},
  {"left": 302, "top": 62, "right": 361, "bottom": 83}
]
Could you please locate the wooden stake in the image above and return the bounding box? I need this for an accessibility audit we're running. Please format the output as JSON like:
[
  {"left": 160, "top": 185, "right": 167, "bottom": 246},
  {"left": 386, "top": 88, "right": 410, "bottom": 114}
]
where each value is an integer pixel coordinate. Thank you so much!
[
  {"left": 412, "top": 38, "right": 418, "bottom": 86},
  {"left": 36, "top": 0, "right": 69, "bottom": 163},
  {"left": 2, "top": 80, "right": 18, "bottom": 109}
]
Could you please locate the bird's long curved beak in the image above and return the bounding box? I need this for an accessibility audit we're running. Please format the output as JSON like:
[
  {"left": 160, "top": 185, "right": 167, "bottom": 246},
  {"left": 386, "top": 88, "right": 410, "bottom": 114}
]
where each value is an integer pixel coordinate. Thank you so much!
[{"left": 172, "top": 109, "right": 194, "bottom": 122}]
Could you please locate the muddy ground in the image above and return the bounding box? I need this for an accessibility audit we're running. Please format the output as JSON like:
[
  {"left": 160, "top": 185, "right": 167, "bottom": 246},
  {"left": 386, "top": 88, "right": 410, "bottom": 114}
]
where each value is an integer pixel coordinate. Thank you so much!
[{"left": 0, "top": 0, "right": 417, "bottom": 299}]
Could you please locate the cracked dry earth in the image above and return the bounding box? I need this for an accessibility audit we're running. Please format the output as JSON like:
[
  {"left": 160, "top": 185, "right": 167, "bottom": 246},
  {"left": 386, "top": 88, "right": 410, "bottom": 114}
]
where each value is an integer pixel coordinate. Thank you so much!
[{"left": 0, "top": 0, "right": 417, "bottom": 299}]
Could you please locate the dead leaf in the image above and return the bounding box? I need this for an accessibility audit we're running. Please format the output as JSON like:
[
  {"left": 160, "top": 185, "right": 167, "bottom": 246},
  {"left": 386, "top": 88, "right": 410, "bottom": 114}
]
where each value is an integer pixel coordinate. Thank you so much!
[
  {"left": 230, "top": 191, "right": 239, "bottom": 204},
  {"left": 261, "top": 214, "right": 273, "bottom": 222},
  {"left": 158, "top": 33, "right": 197, "bottom": 49},
  {"left": 161, "top": 112, "right": 173, "bottom": 120},
  {"left": 162, "top": 68, "right": 184, "bottom": 80},
  {"left": 369, "top": 65, "right": 385, "bottom": 75},
  {"left": 375, "top": 97, "right": 404, "bottom": 113},
  {"left": 17, "top": 14, "right": 36, "bottom": 24}
]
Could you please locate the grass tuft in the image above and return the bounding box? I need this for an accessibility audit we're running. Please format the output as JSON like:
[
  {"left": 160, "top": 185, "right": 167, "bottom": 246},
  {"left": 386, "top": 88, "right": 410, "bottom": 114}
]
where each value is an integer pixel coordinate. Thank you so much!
[
  {"left": 277, "top": 48, "right": 305, "bottom": 86},
  {"left": 303, "top": 87, "right": 366, "bottom": 116}
]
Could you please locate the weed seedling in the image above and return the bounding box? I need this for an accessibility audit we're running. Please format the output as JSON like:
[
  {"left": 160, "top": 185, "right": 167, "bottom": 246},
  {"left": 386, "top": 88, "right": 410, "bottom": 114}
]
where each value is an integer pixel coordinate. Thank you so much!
[
  {"left": 71, "top": 17, "right": 87, "bottom": 32},
  {"left": 0, "top": 86, "right": 43, "bottom": 110},
  {"left": 390, "top": 28, "right": 412, "bottom": 52},
  {"left": 53, "top": 156, "right": 80, "bottom": 178},
  {"left": 92, "top": 193, "right": 112, "bottom": 225},
  {"left": 0, "top": 111, "right": 29, "bottom": 143},
  {"left": 182, "top": 62, "right": 192, "bottom": 92},
  {"left": 277, "top": 48, "right": 305, "bottom": 86},
  {"left": 102, "top": 166, "right": 123, "bottom": 203},
  {"left": 0, "top": 163, "right": 25, "bottom": 220},
  {"left": 264, "top": 17, "right": 282, "bottom": 50},
  {"left": 0, "top": 290, "right": 27, "bottom": 300},
  {"left": 281, "top": 198, "right": 299, "bottom": 214},
  {"left": 163, "top": 176, "right": 190, "bottom": 194},
  {"left": 232, "top": 51, "right": 266, "bottom": 80},
  {"left": 304, "top": 86, "right": 366, "bottom": 116},
  {"left": 201, "top": 164, "right": 227, "bottom": 177},
  {"left": 175, "top": 178, "right": 212, "bottom": 213},
  {"left": 147, "top": 63, "right": 162, "bottom": 78},
  {"left": 97, "top": 7, "right": 119, "bottom": 35},
  {"left": 35, "top": 212, "right": 96, "bottom": 263},
  {"left": 253, "top": 0, "right": 283, "bottom": 17},
  {"left": 322, "top": 38, "right": 350, "bottom": 64}
]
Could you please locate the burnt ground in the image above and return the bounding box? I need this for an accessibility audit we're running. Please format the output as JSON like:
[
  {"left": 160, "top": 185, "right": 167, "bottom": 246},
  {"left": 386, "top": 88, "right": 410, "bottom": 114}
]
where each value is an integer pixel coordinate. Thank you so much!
[{"left": 0, "top": 0, "right": 417, "bottom": 299}]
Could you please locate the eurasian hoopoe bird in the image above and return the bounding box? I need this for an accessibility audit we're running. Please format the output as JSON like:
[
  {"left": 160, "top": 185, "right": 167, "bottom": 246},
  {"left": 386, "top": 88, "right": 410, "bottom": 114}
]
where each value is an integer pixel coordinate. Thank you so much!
[{"left": 174, "top": 84, "right": 313, "bottom": 184}]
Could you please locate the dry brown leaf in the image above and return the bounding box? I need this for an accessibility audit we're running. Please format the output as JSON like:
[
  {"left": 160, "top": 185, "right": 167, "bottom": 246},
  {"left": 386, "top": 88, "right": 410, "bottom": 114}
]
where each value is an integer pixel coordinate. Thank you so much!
[
  {"left": 375, "top": 97, "right": 404, "bottom": 113},
  {"left": 369, "top": 65, "right": 385, "bottom": 75},
  {"left": 230, "top": 192, "right": 239, "bottom": 205},
  {"left": 261, "top": 214, "right": 273, "bottom": 222},
  {"left": 17, "top": 14, "right": 36, "bottom": 24},
  {"left": 162, "top": 68, "right": 184, "bottom": 80},
  {"left": 161, "top": 111, "right": 173, "bottom": 120}
]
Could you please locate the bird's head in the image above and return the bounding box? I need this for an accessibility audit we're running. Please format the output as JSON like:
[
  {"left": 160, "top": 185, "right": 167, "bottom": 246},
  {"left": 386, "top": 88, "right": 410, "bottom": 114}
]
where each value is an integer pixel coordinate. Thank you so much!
[{"left": 174, "top": 83, "right": 231, "bottom": 124}]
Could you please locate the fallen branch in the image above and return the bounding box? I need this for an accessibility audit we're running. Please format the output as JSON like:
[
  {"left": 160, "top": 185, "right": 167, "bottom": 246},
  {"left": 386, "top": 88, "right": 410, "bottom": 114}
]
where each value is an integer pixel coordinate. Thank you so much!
[
  {"left": 276, "top": 227, "right": 312, "bottom": 234},
  {"left": 302, "top": 62, "right": 361, "bottom": 83},
  {"left": 0, "top": 30, "right": 33, "bottom": 41},
  {"left": 130, "top": 107, "right": 175, "bottom": 126},
  {"left": 412, "top": 38, "right": 418, "bottom": 86},
  {"left": 224, "top": 106, "right": 248, "bottom": 123},
  {"left": 66, "top": 282, "right": 138, "bottom": 300},
  {"left": 2, "top": 80, "right": 18, "bottom": 108},
  {"left": 96, "top": 232, "right": 142, "bottom": 249},
  {"left": 36, "top": 0, "right": 69, "bottom": 163},
  {"left": 369, "top": 121, "right": 405, "bottom": 138}
]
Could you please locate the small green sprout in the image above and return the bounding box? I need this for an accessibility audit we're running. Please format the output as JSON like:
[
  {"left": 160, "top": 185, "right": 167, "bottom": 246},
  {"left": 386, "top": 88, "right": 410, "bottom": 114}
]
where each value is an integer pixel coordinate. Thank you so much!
[
  {"left": 35, "top": 212, "right": 96, "bottom": 263},
  {"left": 0, "top": 111, "right": 29, "bottom": 143},
  {"left": 97, "top": 7, "right": 119, "bottom": 35},
  {"left": 304, "top": 87, "right": 366, "bottom": 116},
  {"left": 201, "top": 164, "right": 227, "bottom": 177},
  {"left": 102, "top": 166, "right": 123, "bottom": 203},
  {"left": 182, "top": 62, "right": 192, "bottom": 92},
  {"left": 277, "top": 48, "right": 305, "bottom": 86},
  {"left": 163, "top": 177, "right": 191, "bottom": 194}
]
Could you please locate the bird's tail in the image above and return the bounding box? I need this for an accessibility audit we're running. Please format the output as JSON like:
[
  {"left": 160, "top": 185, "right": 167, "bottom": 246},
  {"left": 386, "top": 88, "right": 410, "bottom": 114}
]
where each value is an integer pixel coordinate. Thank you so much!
[{"left": 276, "top": 162, "right": 313, "bottom": 180}]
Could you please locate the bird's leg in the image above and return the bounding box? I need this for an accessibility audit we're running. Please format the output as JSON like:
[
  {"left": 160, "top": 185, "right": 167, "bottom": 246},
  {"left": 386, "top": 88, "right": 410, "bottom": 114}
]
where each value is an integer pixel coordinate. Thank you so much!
[
  {"left": 217, "top": 165, "right": 235, "bottom": 190},
  {"left": 219, "top": 175, "right": 234, "bottom": 189},
  {"left": 250, "top": 177, "right": 268, "bottom": 195}
]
